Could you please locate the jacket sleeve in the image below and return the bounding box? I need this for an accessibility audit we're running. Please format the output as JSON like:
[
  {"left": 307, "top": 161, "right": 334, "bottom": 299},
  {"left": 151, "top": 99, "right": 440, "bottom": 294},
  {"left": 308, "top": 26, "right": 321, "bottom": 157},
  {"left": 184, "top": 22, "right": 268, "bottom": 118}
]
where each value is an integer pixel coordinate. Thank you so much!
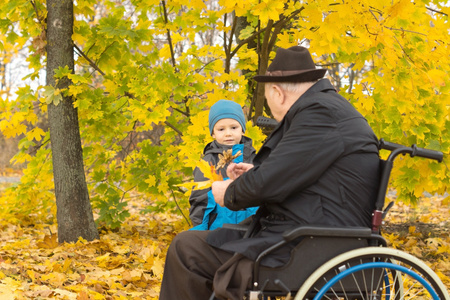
[
  {"left": 189, "top": 153, "right": 218, "bottom": 226},
  {"left": 224, "top": 105, "right": 345, "bottom": 210},
  {"left": 188, "top": 159, "right": 211, "bottom": 227},
  {"left": 189, "top": 186, "right": 209, "bottom": 227}
]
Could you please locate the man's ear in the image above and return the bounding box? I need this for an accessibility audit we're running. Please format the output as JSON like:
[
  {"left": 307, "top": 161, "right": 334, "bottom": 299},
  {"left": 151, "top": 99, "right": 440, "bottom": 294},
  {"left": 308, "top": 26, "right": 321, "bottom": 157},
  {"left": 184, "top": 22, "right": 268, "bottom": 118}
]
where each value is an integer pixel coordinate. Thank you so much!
[{"left": 272, "top": 84, "right": 285, "bottom": 104}]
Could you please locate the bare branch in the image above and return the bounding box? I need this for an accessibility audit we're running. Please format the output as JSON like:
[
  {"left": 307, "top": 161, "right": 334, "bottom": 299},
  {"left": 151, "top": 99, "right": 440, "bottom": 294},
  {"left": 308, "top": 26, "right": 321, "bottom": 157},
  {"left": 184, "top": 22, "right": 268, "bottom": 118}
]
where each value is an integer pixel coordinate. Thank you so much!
[
  {"left": 73, "top": 43, "right": 106, "bottom": 76},
  {"left": 164, "top": 120, "right": 183, "bottom": 136},
  {"left": 161, "top": 0, "right": 176, "bottom": 68},
  {"left": 426, "top": 6, "right": 448, "bottom": 16},
  {"left": 29, "top": 0, "right": 44, "bottom": 27},
  {"left": 384, "top": 26, "right": 427, "bottom": 36},
  {"left": 392, "top": 35, "right": 414, "bottom": 64}
]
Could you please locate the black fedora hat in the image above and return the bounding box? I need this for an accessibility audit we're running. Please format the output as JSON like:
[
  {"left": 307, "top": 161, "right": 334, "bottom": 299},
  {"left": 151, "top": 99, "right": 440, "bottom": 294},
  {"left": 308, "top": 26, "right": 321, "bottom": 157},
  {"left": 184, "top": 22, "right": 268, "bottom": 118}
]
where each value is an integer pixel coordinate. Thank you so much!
[{"left": 253, "top": 46, "right": 327, "bottom": 82}]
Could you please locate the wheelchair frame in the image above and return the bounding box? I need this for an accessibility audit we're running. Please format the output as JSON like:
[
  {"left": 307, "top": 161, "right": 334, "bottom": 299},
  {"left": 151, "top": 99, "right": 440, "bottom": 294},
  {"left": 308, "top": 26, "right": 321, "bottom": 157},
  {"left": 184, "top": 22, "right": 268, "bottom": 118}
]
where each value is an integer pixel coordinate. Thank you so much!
[{"left": 213, "top": 139, "right": 449, "bottom": 300}]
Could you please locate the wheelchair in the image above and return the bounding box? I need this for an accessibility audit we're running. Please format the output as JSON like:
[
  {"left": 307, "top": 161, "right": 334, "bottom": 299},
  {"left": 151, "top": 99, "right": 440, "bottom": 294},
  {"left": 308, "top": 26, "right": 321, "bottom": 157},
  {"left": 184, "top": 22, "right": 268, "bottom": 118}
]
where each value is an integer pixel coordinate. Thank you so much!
[{"left": 213, "top": 139, "right": 449, "bottom": 300}]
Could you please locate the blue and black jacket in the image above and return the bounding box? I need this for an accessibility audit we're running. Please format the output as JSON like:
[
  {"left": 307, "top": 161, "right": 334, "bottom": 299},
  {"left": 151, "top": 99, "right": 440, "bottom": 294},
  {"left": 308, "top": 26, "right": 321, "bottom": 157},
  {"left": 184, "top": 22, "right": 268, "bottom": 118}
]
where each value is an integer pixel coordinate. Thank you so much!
[{"left": 189, "top": 136, "right": 258, "bottom": 230}]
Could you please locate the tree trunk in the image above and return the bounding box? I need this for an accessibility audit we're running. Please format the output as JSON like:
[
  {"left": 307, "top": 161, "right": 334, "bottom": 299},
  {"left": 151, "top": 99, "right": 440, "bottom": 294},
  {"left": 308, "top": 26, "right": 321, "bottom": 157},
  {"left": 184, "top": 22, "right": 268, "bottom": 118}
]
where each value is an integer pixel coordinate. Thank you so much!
[
  {"left": 46, "top": 0, "right": 99, "bottom": 243},
  {"left": 253, "top": 23, "right": 274, "bottom": 122}
]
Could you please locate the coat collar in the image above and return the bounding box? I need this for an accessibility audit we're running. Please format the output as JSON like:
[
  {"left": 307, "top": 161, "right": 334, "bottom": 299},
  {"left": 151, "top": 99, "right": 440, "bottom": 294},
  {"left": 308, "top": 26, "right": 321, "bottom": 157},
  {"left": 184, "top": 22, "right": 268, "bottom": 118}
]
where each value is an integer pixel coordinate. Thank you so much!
[
  {"left": 288, "top": 79, "right": 335, "bottom": 113},
  {"left": 259, "top": 79, "right": 336, "bottom": 151},
  {"left": 203, "top": 136, "right": 254, "bottom": 155}
]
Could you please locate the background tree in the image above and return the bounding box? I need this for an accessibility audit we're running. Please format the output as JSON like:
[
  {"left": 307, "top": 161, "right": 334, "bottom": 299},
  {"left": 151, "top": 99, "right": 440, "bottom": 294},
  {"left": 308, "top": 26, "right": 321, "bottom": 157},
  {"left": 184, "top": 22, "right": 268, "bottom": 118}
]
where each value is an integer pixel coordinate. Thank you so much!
[
  {"left": 46, "top": 0, "right": 99, "bottom": 242},
  {"left": 0, "top": 0, "right": 448, "bottom": 231}
]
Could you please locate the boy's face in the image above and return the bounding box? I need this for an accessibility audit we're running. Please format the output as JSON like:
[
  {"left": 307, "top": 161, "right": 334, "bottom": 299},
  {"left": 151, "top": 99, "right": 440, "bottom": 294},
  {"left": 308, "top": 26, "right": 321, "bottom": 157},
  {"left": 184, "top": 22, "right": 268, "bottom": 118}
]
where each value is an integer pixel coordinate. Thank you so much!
[{"left": 212, "top": 118, "right": 243, "bottom": 145}]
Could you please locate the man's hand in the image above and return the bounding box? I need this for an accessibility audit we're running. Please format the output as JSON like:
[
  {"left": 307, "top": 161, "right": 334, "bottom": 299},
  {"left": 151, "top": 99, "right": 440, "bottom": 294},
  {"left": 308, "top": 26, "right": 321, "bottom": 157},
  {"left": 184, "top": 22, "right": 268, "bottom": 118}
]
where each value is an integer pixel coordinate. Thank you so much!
[
  {"left": 227, "top": 162, "right": 254, "bottom": 180},
  {"left": 212, "top": 180, "right": 233, "bottom": 207}
]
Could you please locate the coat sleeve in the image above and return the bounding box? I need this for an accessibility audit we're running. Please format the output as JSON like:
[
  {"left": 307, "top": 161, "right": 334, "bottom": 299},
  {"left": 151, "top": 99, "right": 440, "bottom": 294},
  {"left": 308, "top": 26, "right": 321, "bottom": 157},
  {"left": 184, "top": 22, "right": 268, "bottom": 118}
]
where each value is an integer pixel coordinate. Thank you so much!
[
  {"left": 188, "top": 166, "right": 210, "bottom": 227},
  {"left": 189, "top": 190, "right": 208, "bottom": 227},
  {"left": 224, "top": 105, "right": 345, "bottom": 210}
]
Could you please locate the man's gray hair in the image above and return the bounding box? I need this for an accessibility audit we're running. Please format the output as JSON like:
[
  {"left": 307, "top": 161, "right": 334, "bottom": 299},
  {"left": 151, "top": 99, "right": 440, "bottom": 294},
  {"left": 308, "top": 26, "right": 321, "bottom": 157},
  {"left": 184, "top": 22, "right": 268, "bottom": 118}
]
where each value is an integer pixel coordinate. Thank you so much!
[{"left": 275, "top": 81, "right": 317, "bottom": 94}]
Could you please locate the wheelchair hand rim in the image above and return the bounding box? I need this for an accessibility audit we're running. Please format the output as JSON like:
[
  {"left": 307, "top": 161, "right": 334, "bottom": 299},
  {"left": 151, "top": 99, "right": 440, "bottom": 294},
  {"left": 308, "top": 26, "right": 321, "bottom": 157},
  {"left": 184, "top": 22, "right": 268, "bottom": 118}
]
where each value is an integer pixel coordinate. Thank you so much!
[{"left": 313, "top": 261, "right": 440, "bottom": 300}]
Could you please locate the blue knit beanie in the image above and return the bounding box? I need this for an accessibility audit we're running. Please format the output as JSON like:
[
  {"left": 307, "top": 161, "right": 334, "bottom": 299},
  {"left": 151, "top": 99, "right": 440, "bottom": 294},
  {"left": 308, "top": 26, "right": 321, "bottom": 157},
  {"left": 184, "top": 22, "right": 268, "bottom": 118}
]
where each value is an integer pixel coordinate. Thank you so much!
[{"left": 208, "top": 100, "right": 246, "bottom": 135}]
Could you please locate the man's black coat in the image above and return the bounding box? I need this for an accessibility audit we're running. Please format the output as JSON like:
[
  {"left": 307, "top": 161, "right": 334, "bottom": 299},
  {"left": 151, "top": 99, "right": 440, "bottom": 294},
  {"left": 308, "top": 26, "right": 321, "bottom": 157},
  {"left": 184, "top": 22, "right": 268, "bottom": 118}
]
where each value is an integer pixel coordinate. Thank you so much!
[{"left": 207, "top": 79, "right": 380, "bottom": 267}]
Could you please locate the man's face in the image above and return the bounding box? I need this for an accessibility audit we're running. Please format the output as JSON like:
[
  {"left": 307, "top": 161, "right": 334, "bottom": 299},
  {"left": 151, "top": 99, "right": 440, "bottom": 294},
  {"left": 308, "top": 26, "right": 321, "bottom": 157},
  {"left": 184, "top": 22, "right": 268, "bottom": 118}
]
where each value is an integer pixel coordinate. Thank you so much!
[
  {"left": 264, "top": 83, "right": 284, "bottom": 122},
  {"left": 212, "top": 118, "right": 243, "bottom": 145}
]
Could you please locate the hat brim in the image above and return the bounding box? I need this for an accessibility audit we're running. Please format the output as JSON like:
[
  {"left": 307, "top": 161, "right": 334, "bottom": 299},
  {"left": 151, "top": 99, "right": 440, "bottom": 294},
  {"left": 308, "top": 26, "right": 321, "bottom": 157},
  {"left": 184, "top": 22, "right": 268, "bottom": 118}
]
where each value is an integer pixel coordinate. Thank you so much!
[{"left": 253, "top": 69, "right": 327, "bottom": 83}]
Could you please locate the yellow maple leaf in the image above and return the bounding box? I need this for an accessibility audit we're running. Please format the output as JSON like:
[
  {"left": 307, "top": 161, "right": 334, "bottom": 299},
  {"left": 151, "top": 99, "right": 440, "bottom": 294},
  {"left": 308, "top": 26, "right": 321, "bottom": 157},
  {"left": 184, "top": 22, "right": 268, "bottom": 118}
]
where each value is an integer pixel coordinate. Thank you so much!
[
  {"left": 26, "top": 270, "right": 37, "bottom": 283},
  {"left": 0, "top": 284, "right": 14, "bottom": 300},
  {"left": 427, "top": 69, "right": 446, "bottom": 87},
  {"left": 437, "top": 244, "right": 450, "bottom": 255},
  {"left": 41, "top": 272, "right": 67, "bottom": 288},
  {"left": 62, "top": 258, "right": 73, "bottom": 273},
  {"left": 68, "top": 84, "right": 85, "bottom": 97},
  {"left": 1, "top": 122, "right": 27, "bottom": 138},
  {"left": 276, "top": 32, "right": 297, "bottom": 49},
  {"left": 26, "top": 127, "right": 45, "bottom": 142},
  {"left": 37, "top": 234, "right": 59, "bottom": 249},
  {"left": 76, "top": 291, "right": 91, "bottom": 300},
  {"left": 151, "top": 256, "right": 164, "bottom": 279},
  {"left": 197, "top": 159, "right": 223, "bottom": 182},
  {"left": 145, "top": 175, "right": 157, "bottom": 187},
  {"left": 159, "top": 44, "right": 172, "bottom": 60}
]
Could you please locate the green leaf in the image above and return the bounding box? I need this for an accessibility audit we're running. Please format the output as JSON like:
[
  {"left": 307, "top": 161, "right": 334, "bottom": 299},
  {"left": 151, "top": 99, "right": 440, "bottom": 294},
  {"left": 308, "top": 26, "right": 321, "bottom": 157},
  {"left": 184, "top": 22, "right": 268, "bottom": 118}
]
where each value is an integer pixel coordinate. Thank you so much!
[
  {"left": 427, "top": 140, "right": 441, "bottom": 151},
  {"left": 42, "top": 86, "right": 63, "bottom": 106},
  {"left": 54, "top": 66, "right": 71, "bottom": 79},
  {"left": 42, "top": 86, "right": 55, "bottom": 104},
  {"left": 238, "top": 25, "right": 255, "bottom": 40}
]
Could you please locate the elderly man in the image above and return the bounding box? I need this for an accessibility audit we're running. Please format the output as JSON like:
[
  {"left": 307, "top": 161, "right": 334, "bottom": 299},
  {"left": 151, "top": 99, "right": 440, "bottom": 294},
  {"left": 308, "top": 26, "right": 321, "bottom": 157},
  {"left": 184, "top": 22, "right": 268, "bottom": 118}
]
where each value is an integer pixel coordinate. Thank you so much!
[{"left": 159, "top": 46, "right": 380, "bottom": 300}]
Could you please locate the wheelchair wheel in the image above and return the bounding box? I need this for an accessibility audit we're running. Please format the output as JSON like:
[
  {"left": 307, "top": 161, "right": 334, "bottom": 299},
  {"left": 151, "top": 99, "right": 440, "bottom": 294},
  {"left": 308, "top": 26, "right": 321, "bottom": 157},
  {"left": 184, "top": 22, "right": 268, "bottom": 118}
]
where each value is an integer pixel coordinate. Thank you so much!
[{"left": 294, "top": 247, "right": 449, "bottom": 300}]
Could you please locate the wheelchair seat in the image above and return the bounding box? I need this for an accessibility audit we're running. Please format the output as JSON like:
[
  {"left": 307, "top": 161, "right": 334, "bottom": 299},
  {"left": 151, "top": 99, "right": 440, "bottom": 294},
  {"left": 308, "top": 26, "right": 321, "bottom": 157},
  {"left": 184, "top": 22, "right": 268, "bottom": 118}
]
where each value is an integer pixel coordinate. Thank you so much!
[{"left": 250, "top": 226, "right": 386, "bottom": 296}]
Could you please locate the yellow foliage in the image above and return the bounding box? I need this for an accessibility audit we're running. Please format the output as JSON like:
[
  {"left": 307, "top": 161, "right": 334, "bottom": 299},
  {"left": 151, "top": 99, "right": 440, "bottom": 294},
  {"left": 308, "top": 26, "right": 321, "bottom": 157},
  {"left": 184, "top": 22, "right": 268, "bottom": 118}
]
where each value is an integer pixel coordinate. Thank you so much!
[
  {"left": 0, "top": 0, "right": 448, "bottom": 282},
  {"left": 26, "top": 127, "right": 45, "bottom": 142},
  {"left": 276, "top": 32, "right": 298, "bottom": 49},
  {"left": 253, "top": 0, "right": 284, "bottom": 25},
  {"left": 426, "top": 69, "right": 447, "bottom": 87},
  {"left": 145, "top": 175, "right": 157, "bottom": 188}
]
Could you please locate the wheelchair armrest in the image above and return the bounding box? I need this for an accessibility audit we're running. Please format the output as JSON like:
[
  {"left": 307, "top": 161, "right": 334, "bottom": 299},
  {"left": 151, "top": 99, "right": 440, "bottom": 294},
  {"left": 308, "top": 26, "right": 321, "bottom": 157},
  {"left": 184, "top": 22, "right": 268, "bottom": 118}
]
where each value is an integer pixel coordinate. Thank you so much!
[
  {"left": 222, "top": 223, "right": 249, "bottom": 232},
  {"left": 282, "top": 226, "right": 373, "bottom": 243},
  {"left": 222, "top": 215, "right": 255, "bottom": 232}
]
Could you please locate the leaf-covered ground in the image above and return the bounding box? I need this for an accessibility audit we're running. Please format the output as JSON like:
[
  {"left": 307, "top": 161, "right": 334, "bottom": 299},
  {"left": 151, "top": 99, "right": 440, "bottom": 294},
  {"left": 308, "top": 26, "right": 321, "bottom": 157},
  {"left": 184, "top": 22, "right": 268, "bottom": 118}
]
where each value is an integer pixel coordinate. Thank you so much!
[
  {"left": 383, "top": 194, "right": 450, "bottom": 290},
  {"left": 0, "top": 189, "right": 188, "bottom": 299},
  {"left": 0, "top": 182, "right": 449, "bottom": 299}
]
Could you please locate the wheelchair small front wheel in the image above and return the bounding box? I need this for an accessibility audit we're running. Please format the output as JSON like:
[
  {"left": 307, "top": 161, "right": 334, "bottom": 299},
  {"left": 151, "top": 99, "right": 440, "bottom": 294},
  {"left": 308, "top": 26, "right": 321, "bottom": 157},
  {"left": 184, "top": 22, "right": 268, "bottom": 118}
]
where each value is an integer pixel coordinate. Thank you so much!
[{"left": 294, "top": 247, "right": 449, "bottom": 300}]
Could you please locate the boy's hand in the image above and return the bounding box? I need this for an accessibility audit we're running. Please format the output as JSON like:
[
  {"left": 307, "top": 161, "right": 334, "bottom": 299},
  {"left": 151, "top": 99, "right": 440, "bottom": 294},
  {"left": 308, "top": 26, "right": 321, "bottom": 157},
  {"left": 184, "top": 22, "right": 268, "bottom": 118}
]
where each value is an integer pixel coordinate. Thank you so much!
[
  {"left": 212, "top": 180, "right": 233, "bottom": 207},
  {"left": 227, "top": 162, "right": 254, "bottom": 180}
]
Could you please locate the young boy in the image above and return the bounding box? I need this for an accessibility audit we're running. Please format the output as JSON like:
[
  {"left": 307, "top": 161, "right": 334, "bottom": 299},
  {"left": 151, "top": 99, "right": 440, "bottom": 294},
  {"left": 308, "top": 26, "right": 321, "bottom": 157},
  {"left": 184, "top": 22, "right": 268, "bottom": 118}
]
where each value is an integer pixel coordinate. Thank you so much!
[{"left": 189, "top": 99, "right": 258, "bottom": 230}]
